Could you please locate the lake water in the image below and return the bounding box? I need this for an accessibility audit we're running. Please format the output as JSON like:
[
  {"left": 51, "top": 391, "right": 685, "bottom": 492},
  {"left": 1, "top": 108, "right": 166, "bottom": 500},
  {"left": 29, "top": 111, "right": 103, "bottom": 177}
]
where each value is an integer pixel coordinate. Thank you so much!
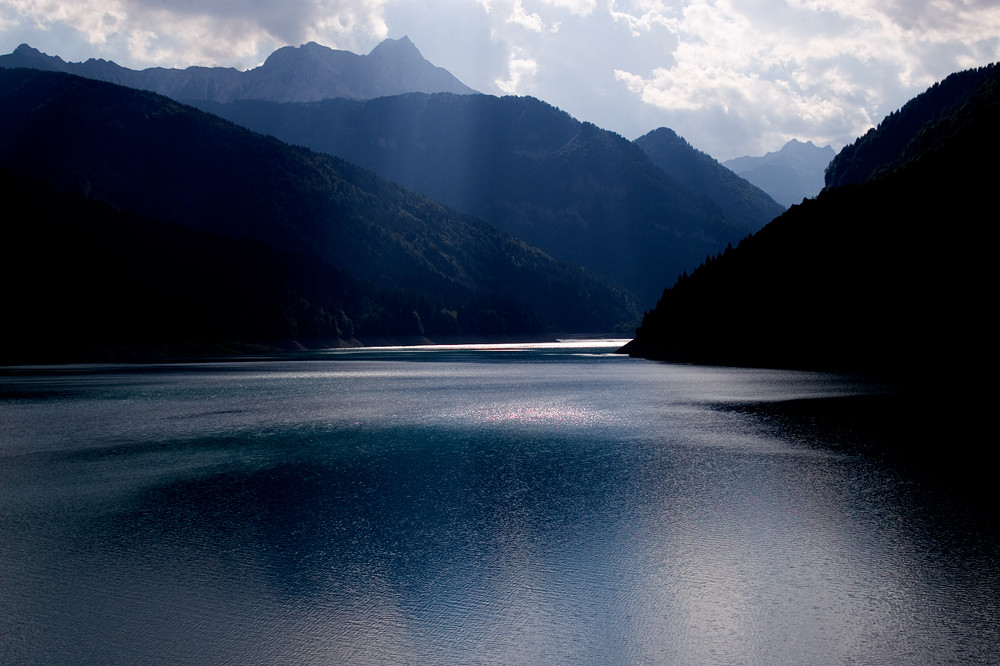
[{"left": 1, "top": 341, "right": 997, "bottom": 665}]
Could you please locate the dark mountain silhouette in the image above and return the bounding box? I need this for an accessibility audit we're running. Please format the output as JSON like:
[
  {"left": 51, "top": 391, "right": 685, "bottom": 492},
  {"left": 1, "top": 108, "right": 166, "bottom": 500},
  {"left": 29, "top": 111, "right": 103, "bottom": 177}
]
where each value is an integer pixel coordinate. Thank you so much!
[
  {"left": 724, "top": 139, "right": 835, "bottom": 206},
  {"left": 0, "top": 37, "right": 476, "bottom": 104},
  {"left": 825, "top": 63, "right": 1000, "bottom": 189},
  {"left": 1, "top": 169, "right": 371, "bottom": 361},
  {"left": 622, "top": 63, "right": 998, "bottom": 382},
  {"left": 190, "top": 93, "right": 751, "bottom": 305},
  {"left": 0, "top": 69, "right": 636, "bottom": 361},
  {"left": 634, "top": 127, "right": 785, "bottom": 231}
]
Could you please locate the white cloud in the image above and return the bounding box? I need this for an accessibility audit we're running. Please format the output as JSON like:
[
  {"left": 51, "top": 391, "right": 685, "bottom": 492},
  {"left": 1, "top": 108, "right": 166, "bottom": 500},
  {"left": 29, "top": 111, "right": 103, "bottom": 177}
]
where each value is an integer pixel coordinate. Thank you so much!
[
  {"left": 610, "top": 0, "right": 1000, "bottom": 156},
  {"left": 507, "top": 0, "right": 545, "bottom": 31},
  {"left": 495, "top": 47, "right": 538, "bottom": 93},
  {"left": 541, "top": 0, "right": 596, "bottom": 15},
  {"left": 608, "top": 0, "right": 678, "bottom": 36},
  {"left": 1, "top": 0, "right": 389, "bottom": 67},
  {"left": 2, "top": 0, "right": 999, "bottom": 158}
]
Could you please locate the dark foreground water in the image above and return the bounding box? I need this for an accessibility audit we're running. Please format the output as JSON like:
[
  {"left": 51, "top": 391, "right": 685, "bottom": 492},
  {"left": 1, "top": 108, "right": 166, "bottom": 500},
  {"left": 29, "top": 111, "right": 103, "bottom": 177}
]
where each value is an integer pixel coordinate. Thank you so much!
[{"left": 1, "top": 342, "right": 998, "bottom": 665}]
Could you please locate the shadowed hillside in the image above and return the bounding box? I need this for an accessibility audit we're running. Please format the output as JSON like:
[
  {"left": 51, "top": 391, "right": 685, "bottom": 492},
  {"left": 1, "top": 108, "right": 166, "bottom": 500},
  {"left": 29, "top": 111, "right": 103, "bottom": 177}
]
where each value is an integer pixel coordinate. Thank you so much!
[
  {"left": 0, "top": 69, "right": 637, "bottom": 361},
  {"left": 825, "top": 63, "right": 1000, "bottom": 189},
  {"left": 190, "top": 93, "right": 752, "bottom": 306},
  {"left": 3, "top": 40, "right": 778, "bottom": 308},
  {"left": 623, "top": 63, "right": 999, "bottom": 383}
]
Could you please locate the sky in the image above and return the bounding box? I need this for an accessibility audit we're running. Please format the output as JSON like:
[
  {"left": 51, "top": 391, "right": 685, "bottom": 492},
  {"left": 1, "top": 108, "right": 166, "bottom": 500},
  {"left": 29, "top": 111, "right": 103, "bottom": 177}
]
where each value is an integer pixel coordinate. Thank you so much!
[{"left": 2, "top": 1, "right": 999, "bottom": 161}]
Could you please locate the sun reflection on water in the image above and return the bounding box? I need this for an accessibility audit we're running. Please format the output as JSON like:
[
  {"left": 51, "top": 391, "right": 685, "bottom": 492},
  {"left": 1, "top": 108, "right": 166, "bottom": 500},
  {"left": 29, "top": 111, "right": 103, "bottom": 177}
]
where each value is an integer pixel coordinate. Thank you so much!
[{"left": 465, "top": 403, "right": 603, "bottom": 427}]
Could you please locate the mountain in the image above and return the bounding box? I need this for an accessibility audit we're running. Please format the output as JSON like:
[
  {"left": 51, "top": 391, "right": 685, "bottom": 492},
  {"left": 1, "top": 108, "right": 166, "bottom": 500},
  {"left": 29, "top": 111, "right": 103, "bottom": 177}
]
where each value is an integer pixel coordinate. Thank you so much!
[
  {"left": 0, "top": 68, "right": 636, "bottom": 361},
  {"left": 622, "top": 63, "right": 999, "bottom": 381},
  {"left": 0, "top": 37, "right": 476, "bottom": 104},
  {"left": 824, "top": 63, "right": 1000, "bottom": 189},
  {"left": 4, "top": 41, "right": 771, "bottom": 307},
  {"left": 634, "top": 127, "right": 785, "bottom": 232},
  {"left": 723, "top": 139, "right": 835, "bottom": 207},
  {"left": 1, "top": 169, "right": 373, "bottom": 361},
  {"left": 189, "top": 93, "right": 751, "bottom": 306}
]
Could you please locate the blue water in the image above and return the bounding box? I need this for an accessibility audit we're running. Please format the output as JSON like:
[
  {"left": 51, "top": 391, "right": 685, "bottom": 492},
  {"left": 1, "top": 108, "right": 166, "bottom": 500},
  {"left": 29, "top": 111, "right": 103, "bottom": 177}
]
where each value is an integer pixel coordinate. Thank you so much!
[{"left": 1, "top": 341, "right": 997, "bottom": 664}]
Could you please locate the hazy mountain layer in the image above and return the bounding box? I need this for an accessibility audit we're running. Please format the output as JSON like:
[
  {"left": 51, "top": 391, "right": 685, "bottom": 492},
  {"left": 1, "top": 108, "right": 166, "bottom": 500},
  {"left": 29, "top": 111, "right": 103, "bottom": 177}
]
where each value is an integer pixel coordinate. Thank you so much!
[
  {"left": 192, "top": 93, "right": 749, "bottom": 306},
  {"left": 723, "top": 139, "right": 835, "bottom": 207},
  {"left": 0, "top": 69, "right": 637, "bottom": 360},
  {"left": 0, "top": 37, "right": 476, "bottom": 104}
]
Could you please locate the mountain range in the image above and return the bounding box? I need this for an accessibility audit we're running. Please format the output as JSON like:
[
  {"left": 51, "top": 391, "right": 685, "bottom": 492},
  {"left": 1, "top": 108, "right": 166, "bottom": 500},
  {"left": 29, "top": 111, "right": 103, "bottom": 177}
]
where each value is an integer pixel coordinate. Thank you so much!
[
  {"left": 723, "top": 139, "right": 835, "bottom": 207},
  {"left": 2, "top": 39, "right": 784, "bottom": 310},
  {"left": 189, "top": 93, "right": 783, "bottom": 305},
  {"left": 0, "top": 37, "right": 476, "bottom": 103},
  {"left": 0, "top": 67, "right": 637, "bottom": 361},
  {"left": 0, "top": 38, "right": 820, "bottom": 362}
]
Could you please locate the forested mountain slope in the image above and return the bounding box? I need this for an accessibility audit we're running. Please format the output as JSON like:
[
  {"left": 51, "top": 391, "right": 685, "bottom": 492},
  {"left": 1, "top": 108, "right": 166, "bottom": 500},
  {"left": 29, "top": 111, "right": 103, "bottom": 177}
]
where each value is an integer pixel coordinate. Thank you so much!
[
  {"left": 634, "top": 127, "right": 785, "bottom": 230},
  {"left": 0, "top": 69, "right": 636, "bottom": 361},
  {"left": 825, "top": 63, "right": 1000, "bottom": 189},
  {"left": 623, "top": 63, "right": 999, "bottom": 381},
  {"left": 191, "top": 93, "right": 751, "bottom": 305}
]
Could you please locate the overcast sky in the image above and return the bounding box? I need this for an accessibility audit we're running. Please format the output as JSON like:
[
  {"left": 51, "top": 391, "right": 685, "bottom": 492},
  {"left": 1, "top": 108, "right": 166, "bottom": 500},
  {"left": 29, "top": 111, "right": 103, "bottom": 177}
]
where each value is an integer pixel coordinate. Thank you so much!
[{"left": 2, "top": 0, "right": 999, "bottom": 160}]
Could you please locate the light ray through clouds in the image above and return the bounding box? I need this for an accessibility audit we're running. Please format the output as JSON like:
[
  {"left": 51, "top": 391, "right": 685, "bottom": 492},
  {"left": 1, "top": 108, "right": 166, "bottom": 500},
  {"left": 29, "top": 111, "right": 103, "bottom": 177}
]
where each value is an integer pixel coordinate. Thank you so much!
[{"left": 2, "top": 0, "right": 999, "bottom": 159}]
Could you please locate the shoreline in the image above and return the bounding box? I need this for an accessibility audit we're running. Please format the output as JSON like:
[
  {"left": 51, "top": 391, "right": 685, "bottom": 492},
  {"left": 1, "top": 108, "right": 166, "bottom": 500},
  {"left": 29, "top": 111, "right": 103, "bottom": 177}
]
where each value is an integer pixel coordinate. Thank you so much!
[{"left": 1, "top": 332, "right": 626, "bottom": 366}]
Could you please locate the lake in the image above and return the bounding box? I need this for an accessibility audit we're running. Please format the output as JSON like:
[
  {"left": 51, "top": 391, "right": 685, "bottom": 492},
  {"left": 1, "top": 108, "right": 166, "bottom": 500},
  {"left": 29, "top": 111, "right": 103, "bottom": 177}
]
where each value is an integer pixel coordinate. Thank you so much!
[{"left": 1, "top": 341, "right": 997, "bottom": 664}]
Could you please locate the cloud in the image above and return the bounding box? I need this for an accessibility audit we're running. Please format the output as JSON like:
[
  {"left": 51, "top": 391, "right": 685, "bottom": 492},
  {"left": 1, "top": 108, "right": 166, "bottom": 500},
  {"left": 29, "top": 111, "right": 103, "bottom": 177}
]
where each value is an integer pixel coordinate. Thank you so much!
[
  {"left": 608, "top": 0, "right": 679, "bottom": 36},
  {"left": 610, "top": 0, "right": 1000, "bottom": 156},
  {"left": 3, "top": 0, "right": 999, "bottom": 159},
  {"left": 1, "top": 0, "right": 389, "bottom": 67},
  {"left": 541, "top": 0, "right": 595, "bottom": 15},
  {"left": 495, "top": 48, "right": 538, "bottom": 93},
  {"left": 506, "top": 0, "right": 545, "bottom": 30}
]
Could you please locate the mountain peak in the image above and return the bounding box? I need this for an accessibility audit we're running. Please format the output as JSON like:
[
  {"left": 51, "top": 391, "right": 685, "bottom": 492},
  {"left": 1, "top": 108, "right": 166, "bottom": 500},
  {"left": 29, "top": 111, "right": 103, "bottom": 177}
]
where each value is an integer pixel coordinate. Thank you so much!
[
  {"left": 299, "top": 41, "right": 333, "bottom": 54},
  {"left": 1, "top": 43, "right": 67, "bottom": 70},
  {"left": 641, "top": 127, "right": 690, "bottom": 151},
  {"left": 645, "top": 127, "right": 681, "bottom": 140},
  {"left": 722, "top": 139, "right": 835, "bottom": 207},
  {"left": 635, "top": 126, "right": 785, "bottom": 235},
  {"left": 369, "top": 36, "right": 419, "bottom": 57},
  {"left": 778, "top": 138, "right": 829, "bottom": 157},
  {"left": 2, "top": 38, "right": 476, "bottom": 102},
  {"left": 260, "top": 41, "right": 351, "bottom": 68}
]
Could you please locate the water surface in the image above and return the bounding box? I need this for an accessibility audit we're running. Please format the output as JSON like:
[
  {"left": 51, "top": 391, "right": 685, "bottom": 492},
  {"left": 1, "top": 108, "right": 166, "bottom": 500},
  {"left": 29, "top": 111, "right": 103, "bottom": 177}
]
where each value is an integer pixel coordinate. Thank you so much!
[{"left": 1, "top": 342, "right": 997, "bottom": 664}]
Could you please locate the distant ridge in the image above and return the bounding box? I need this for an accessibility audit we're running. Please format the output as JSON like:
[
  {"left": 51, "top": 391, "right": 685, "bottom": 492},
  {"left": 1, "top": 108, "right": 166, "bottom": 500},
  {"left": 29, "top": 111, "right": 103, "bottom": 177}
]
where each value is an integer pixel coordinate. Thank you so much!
[
  {"left": 723, "top": 139, "right": 835, "bottom": 207},
  {"left": 0, "top": 37, "right": 477, "bottom": 103}
]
